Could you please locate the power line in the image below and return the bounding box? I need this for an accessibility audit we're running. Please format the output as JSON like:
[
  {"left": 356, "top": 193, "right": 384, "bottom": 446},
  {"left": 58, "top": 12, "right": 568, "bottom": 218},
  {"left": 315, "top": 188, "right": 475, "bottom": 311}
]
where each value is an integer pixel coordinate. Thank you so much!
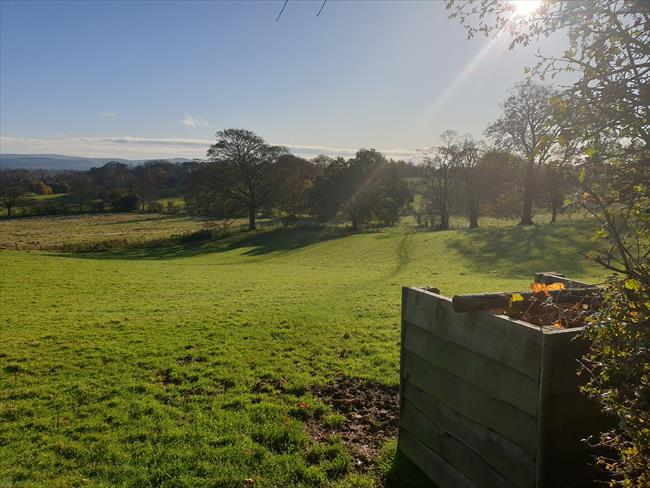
[
  {"left": 316, "top": 0, "right": 327, "bottom": 17},
  {"left": 276, "top": 0, "right": 288, "bottom": 22},
  {"left": 276, "top": 0, "right": 327, "bottom": 22}
]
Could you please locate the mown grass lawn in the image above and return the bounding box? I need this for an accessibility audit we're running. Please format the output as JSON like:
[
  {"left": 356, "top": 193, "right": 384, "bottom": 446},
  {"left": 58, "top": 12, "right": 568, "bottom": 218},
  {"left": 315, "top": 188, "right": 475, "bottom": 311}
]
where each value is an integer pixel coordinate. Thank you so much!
[{"left": 0, "top": 217, "right": 607, "bottom": 487}]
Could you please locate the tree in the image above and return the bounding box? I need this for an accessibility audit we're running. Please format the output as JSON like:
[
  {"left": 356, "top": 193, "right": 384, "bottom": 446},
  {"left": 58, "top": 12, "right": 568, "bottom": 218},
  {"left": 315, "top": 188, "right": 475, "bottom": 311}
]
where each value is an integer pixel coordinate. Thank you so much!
[
  {"left": 541, "top": 163, "right": 572, "bottom": 223},
  {"left": 67, "top": 173, "right": 97, "bottom": 213},
  {"left": 29, "top": 179, "right": 53, "bottom": 195},
  {"left": 272, "top": 154, "right": 321, "bottom": 222},
  {"left": 448, "top": 1, "right": 650, "bottom": 482},
  {"left": 308, "top": 149, "right": 411, "bottom": 230},
  {"left": 343, "top": 150, "right": 411, "bottom": 229},
  {"left": 422, "top": 131, "right": 463, "bottom": 230},
  {"left": 0, "top": 177, "right": 25, "bottom": 217},
  {"left": 309, "top": 157, "right": 348, "bottom": 222},
  {"left": 458, "top": 136, "right": 483, "bottom": 228},
  {"left": 485, "top": 82, "right": 559, "bottom": 225},
  {"left": 205, "top": 129, "right": 287, "bottom": 230},
  {"left": 134, "top": 161, "right": 172, "bottom": 211}
]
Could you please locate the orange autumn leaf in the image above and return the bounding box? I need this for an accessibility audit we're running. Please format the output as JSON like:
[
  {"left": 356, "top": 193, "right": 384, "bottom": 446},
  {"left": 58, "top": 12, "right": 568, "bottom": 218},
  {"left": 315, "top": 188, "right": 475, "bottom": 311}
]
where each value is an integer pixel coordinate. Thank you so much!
[
  {"left": 531, "top": 283, "right": 545, "bottom": 294},
  {"left": 530, "top": 282, "right": 565, "bottom": 296}
]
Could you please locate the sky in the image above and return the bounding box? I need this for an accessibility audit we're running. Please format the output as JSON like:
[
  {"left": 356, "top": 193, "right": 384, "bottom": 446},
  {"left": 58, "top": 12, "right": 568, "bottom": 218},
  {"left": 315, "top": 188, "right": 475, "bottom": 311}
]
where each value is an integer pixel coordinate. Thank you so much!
[{"left": 0, "top": 0, "right": 567, "bottom": 161}]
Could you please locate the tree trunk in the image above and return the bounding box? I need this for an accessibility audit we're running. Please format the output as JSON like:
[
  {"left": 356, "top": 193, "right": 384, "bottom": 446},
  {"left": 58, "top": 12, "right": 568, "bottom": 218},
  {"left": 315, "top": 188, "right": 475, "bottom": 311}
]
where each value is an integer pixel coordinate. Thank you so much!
[
  {"left": 468, "top": 196, "right": 480, "bottom": 229},
  {"left": 439, "top": 207, "right": 449, "bottom": 230},
  {"left": 6, "top": 206, "right": 11, "bottom": 217},
  {"left": 550, "top": 201, "right": 557, "bottom": 223},
  {"left": 248, "top": 206, "right": 256, "bottom": 230},
  {"left": 351, "top": 218, "right": 359, "bottom": 232},
  {"left": 519, "top": 160, "right": 535, "bottom": 226}
]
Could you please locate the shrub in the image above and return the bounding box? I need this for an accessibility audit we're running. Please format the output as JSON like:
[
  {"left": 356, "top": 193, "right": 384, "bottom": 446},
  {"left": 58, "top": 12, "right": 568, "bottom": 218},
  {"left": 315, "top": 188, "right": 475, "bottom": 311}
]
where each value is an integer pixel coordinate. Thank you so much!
[
  {"left": 110, "top": 193, "right": 139, "bottom": 212},
  {"left": 176, "top": 228, "right": 213, "bottom": 244},
  {"left": 29, "top": 180, "right": 52, "bottom": 195},
  {"left": 166, "top": 201, "right": 179, "bottom": 214},
  {"left": 146, "top": 201, "right": 164, "bottom": 213},
  {"left": 581, "top": 276, "right": 650, "bottom": 485}
]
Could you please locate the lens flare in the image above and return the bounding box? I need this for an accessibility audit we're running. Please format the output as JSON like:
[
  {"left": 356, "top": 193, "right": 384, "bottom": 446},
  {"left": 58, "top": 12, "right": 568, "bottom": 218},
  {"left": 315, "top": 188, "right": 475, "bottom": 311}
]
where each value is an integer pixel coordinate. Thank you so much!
[{"left": 511, "top": 0, "right": 541, "bottom": 17}]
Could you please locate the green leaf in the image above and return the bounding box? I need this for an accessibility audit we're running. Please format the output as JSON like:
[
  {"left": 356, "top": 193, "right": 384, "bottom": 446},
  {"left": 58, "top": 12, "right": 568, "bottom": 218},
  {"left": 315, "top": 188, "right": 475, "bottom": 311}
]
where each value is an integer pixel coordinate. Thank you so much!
[
  {"left": 578, "top": 168, "right": 586, "bottom": 183},
  {"left": 624, "top": 279, "right": 641, "bottom": 292}
]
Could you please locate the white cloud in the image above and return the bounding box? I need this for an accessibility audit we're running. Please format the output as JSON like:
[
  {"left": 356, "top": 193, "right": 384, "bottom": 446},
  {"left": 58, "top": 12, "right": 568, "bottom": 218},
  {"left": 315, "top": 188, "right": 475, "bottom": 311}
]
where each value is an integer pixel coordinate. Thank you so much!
[
  {"left": 100, "top": 111, "right": 118, "bottom": 118},
  {"left": 180, "top": 114, "right": 211, "bottom": 127},
  {"left": 0, "top": 135, "right": 422, "bottom": 162}
]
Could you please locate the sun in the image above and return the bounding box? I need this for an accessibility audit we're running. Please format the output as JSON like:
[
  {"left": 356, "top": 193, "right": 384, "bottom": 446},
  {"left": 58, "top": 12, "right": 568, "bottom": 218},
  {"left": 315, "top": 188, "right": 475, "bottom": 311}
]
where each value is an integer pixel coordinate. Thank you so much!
[{"left": 511, "top": 0, "right": 542, "bottom": 17}]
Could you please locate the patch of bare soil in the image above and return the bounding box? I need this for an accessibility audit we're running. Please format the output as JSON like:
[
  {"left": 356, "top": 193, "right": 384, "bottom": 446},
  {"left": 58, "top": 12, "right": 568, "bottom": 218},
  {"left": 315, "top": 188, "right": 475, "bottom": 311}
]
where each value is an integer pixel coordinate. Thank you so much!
[{"left": 307, "top": 376, "right": 399, "bottom": 471}]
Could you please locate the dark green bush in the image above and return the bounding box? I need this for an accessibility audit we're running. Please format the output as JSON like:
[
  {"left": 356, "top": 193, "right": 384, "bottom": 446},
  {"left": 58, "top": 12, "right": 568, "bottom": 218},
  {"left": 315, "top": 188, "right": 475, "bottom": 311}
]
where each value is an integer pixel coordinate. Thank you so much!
[
  {"left": 581, "top": 276, "right": 650, "bottom": 485},
  {"left": 177, "top": 228, "right": 213, "bottom": 244}
]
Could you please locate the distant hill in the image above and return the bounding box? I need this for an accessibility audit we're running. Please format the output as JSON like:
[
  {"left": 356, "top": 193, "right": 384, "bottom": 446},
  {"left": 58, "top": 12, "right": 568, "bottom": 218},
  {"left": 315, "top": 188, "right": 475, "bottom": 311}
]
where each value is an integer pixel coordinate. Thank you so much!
[{"left": 0, "top": 154, "right": 194, "bottom": 171}]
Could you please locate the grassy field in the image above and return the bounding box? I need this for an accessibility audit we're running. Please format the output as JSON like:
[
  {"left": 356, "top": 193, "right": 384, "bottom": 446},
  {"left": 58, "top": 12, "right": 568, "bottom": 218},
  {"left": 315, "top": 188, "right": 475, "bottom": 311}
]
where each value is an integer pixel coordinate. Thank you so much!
[
  {"left": 0, "top": 215, "right": 608, "bottom": 487},
  {"left": 0, "top": 213, "right": 214, "bottom": 250}
]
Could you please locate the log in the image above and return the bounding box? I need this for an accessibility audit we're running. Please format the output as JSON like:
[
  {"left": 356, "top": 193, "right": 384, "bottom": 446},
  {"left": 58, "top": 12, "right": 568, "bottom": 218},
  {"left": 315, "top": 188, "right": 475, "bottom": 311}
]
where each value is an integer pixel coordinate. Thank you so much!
[{"left": 452, "top": 288, "right": 599, "bottom": 313}]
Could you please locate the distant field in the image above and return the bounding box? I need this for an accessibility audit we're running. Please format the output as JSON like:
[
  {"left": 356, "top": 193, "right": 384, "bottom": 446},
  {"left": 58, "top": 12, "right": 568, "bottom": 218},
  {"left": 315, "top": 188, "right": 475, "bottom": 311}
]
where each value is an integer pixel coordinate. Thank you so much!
[
  {"left": 0, "top": 215, "right": 607, "bottom": 487},
  {"left": 0, "top": 213, "right": 216, "bottom": 249}
]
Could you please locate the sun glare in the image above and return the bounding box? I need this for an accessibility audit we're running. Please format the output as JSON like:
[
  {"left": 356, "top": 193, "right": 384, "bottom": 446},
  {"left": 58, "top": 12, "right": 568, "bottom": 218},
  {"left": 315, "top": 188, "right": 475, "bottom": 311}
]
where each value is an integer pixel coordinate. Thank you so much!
[{"left": 511, "top": 0, "right": 541, "bottom": 17}]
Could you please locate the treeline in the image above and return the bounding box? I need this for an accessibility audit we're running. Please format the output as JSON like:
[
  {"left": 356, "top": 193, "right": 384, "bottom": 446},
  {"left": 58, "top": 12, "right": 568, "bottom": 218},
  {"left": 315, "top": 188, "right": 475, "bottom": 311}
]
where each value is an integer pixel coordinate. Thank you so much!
[
  {"left": 0, "top": 160, "right": 196, "bottom": 217},
  {"left": 176, "top": 125, "right": 577, "bottom": 231},
  {"left": 1, "top": 104, "right": 578, "bottom": 229}
]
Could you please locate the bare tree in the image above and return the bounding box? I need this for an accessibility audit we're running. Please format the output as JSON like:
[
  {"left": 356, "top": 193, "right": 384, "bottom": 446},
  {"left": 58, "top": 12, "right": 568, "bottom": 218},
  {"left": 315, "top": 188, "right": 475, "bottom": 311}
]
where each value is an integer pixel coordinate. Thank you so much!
[
  {"left": 486, "top": 82, "right": 559, "bottom": 225},
  {"left": 0, "top": 177, "right": 25, "bottom": 217},
  {"left": 206, "top": 129, "right": 287, "bottom": 230},
  {"left": 422, "top": 131, "right": 463, "bottom": 230},
  {"left": 458, "top": 135, "right": 483, "bottom": 228}
]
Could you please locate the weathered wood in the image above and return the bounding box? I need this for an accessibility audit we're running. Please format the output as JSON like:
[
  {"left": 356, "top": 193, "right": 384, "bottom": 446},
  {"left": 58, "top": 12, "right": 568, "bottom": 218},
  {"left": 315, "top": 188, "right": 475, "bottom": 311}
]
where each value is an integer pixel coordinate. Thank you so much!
[
  {"left": 399, "top": 285, "right": 610, "bottom": 488},
  {"left": 534, "top": 272, "right": 595, "bottom": 289},
  {"left": 401, "top": 399, "right": 519, "bottom": 488},
  {"left": 402, "top": 350, "right": 539, "bottom": 455},
  {"left": 404, "top": 323, "right": 540, "bottom": 417},
  {"left": 535, "top": 329, "right": 555, "bottom": 488},
  {"left": 403, "top": 382, "right": 536, "bottom": 488},
  {"left": 398, "top": 428, "right": 477, "bottom": 488},
  {"left": 451, "top": 288, "right": 598, "bottom": 313},
  {"left": 403, "top": 287, "right": 542, "bottom": 380}
]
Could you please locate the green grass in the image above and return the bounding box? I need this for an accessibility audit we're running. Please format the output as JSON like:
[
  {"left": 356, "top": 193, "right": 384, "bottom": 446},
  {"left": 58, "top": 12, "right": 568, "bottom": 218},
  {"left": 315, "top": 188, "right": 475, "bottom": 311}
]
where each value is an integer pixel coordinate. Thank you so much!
[{"left": 0, "top": 215, "right": 608, "bottom": 487}]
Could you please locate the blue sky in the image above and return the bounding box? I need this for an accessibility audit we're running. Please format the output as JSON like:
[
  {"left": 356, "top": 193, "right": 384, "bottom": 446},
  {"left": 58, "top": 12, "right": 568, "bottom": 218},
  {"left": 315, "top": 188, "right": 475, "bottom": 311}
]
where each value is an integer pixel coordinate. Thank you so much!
[{"left": 0, "top": 0, "right": 566, "bottom": 160}]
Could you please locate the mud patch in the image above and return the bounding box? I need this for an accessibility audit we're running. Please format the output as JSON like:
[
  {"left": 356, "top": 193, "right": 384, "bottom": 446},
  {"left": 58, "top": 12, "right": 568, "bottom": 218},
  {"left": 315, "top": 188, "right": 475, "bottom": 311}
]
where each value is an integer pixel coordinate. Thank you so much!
[{"left": 306, "top": 376, "right": 399, "bottom": 471}]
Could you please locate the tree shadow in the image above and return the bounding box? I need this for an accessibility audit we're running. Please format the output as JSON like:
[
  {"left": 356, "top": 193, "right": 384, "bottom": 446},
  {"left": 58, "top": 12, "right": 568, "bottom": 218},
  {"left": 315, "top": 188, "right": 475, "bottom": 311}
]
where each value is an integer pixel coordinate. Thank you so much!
[
  {"left": 444, "top": 220, "right": 603, "bottom": 278},
  {"left": 51, "top": 227, "right": 355, "bottom": 261}
]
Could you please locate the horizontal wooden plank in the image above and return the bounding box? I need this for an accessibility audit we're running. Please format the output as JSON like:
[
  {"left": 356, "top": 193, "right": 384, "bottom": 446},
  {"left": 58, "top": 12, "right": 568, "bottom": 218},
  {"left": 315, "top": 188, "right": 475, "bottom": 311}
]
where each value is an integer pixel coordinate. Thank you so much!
[
  {"left": 401, "top": 399, "right": 519, "bottom": 488},
  {"left": 398, "top": 428, "right": 477, "bottom": 488},
  {"left": 402, "top": 350, "right": 538, "bottom": 456},
  {"left": 404, "top": 323, "right": 540, "bottom": 417},
  {"left": 534, "top": 273, "right": 594, "bottom": 289},
  {"left": 403, "top": 383, "right": 536, "bottom": 488},
  {"left": 402, "top": 287, "right": 542, "bottom": 381}
]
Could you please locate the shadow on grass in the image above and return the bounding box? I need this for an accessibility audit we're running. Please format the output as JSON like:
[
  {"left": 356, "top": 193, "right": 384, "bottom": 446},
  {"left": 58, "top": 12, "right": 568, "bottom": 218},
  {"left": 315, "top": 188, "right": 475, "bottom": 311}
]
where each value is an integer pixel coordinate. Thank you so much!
[
  {"left": 380, "top": 446, "right": 433, "bottom": 488},
  {"left": 444, "top": 220, "right": 601, "bottom": 278},
  {"left": 53, "top": 227, "right": 355, "bottom": 261}
]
